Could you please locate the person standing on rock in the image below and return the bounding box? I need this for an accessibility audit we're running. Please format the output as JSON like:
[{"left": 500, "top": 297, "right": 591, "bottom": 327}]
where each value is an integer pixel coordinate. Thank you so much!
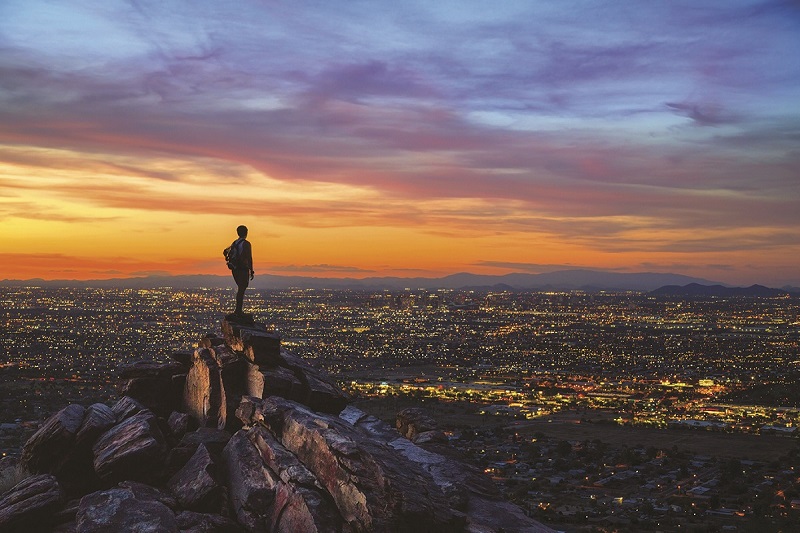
[{"left": 227, "top": 225, "right": 254, "bottom": 316}]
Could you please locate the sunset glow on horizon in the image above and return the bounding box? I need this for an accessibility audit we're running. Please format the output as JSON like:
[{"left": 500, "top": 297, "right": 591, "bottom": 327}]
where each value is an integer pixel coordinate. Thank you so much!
[{"left": 1, "top": 1, "right": 799, "bottom": 286}]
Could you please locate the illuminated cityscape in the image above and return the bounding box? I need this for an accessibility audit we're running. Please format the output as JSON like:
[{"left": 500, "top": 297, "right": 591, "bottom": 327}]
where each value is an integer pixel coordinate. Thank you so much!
[{"left": 1, "top": 286, "right": 799, "bottom": 531}]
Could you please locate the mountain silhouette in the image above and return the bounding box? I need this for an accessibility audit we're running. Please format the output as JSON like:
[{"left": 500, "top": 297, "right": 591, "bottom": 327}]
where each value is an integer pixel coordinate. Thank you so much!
[
  {"left": 2, "top": 269, "right": 726, "bottom": 291},
  {"left": 651, "top": 283, "right": 795, "bottom": 298}
]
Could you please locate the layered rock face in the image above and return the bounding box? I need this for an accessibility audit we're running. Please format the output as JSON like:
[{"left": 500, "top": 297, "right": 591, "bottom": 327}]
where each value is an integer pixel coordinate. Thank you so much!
[{"left": 1, "top": 314, "right": 554, "bottom": 533}]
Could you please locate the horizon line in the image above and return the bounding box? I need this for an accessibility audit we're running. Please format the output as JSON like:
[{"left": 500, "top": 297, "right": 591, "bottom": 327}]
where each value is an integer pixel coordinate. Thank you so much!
[{"left": 2, "top": 269, "right": 797, "bottom": 290}]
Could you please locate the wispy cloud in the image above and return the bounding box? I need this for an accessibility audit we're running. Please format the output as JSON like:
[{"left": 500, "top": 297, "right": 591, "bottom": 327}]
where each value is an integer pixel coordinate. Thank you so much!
[
  {"left": 665, "top": 102, "right": 739, "bottom": 126},
  {"left": 0, "top": 253, "right": 205, "bottom": 279},
  {"left": 473, "top": 261, "right": 611, "bottom": 273},
  {"left": 272, "top": 264, "right": 375, "bottom": 274}
]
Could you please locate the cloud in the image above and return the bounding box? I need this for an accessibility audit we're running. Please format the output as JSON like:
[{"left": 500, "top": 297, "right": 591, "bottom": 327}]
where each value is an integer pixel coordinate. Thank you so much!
[
  {"left": 0, "top": 253, "right": 208, "bottom": 280},
  {"left": 304, "top": 60, "right": 435, "bottom": 103},
  {"left": 704, "top": 263, "right": 736, "bottom": 271},
  {"left": 271, "top": 264, "right": 375, "bottom": 273},
  {"left": 0, "top": 201, "right": 119, "bottom": 223},
  {"left": 665, "top": 102, "right": 739, "bottom": 126},
  {"left": 473, "top": 261, "right": 578, "bottom": 273},
  {"left": 649, "top": 231, "right": 800, "bottom": 253}
]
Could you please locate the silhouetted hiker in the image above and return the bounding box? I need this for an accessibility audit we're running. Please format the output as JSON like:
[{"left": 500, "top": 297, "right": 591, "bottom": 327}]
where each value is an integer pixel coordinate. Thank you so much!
[{"left": 225, "top": 225, "right": 254, "bottom": 316}]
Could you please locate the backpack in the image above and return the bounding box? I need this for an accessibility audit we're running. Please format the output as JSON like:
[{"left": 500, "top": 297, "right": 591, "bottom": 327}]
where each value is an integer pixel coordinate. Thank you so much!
[{"left": 223, "top": 239, "right": 243, "bottom": 270}]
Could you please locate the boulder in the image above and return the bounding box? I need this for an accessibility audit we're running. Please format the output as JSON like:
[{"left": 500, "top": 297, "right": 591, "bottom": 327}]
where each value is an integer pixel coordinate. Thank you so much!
[
  {"left": 259, "top": 366, "right": 303, "bottom": 401},
  {"left": 222, "top": 425, "right": 342, "bottom": 533},
  {"left": 167, "top": 411, "right": 194, "bottom": 440},
  {"left": 118, "top": 376, "right": 174, "bottom": 415},
  {"left": 199, "top": 334, "right": 226, "bottom": 350},
  {"left": 166, "top": 427, "right": 232, "bottom": 476},
  {"left": 259, "top": 396, "right": 463, "bottom": 532},
  {"left": 221, "top": 430, "right": 274, "bottom": 532},
  {"left": 172, "top": 374, "right": 188, "bottom": 408},
  {"left": 0, "top": 474, "right": 65, "bottom": 532},
  {"left": 183, "top": 343, "right": 259, "bottom": 432},
  {"left": 117, "top": 480, "right": 178, "bottom": 510},
  {"left": 223, "top": 313, "right": 255, "bottom": 328},
  {"left": 278, "top": 351, "right": 349, "bottom": 414},
  {"left": 119, "top": 361, "right": 186, "bottom": 417},
  {"left": 93, "top": 410, "right": 167, "bottom": 484},
  {"left": 396, "top": 407, "right": 443, "bottom": 442},
  {"left": 20, "top": 404, "right": 85, "bottom": 475},
  {"left": 171, "top": 350, "right": 193, "bottom": 367},
  {"left": 111, "top": 396, "right": 147, "bottom": 423},
  {"left": 412, "top": 430, "right": 448, "bottom": 444},
  {"left": 184, "top": 348, "right": 225, "bottom": 429},
  {"left": 221, "top": 317, "right": 283, "bottom": 366},
  {"left": 167, "top": 444, "right": 221, "bottom": 513},
  {"left": 301, "top": 371, "right": 350, "bottom": 414},
  {"left": 214, "top": 345, "right": 248, "bottom": 432},
  {"left": 76, "top": 484, "right": 177, "bottom": 533},
  {"left": 120, "top": 361, "right": 186, "bottom": 380},
  {"left": 244, "top": 361, "right": 265, "bottom": 398},
  {"left": 234, "top": 396, "right": 266, "bottom": 427},
  {"left": 240, "top": 332, "right": 282, "bottom": 367},
  {"left": 243, "top": 363, "right": 306, "bottom": 404},
  {"left": 247, "top": 426, "right": 342, "bottom": 533},
  {"left": 59, "top": 403, "right": 117, "bottom": 494},
  {"left": 175, "top": 428, "right": 233, "bottom": 458},
  {"left": 75, "top": 404, "right": 117, "bottom": 447}
]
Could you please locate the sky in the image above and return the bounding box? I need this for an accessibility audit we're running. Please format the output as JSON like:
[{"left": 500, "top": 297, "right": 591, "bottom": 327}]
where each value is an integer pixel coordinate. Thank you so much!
[{"left": 1, "top": 1, "right": 799, "bottom": 286}]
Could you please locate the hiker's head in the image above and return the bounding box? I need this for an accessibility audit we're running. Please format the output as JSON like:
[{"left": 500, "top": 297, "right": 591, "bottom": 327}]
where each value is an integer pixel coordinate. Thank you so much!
[{"left": 237, "top": 225, "right": 248, "bottom": 238}]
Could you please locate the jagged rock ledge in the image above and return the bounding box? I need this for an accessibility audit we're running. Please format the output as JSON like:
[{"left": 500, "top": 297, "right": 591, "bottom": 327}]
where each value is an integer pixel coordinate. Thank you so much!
[{"left": 0, "top": 314, "right": 554, "bottom": 532}]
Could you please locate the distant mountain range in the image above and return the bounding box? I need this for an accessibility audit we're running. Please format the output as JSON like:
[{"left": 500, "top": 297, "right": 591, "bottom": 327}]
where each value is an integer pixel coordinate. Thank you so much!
[
  {"left": 650, "top": 283, "right": 798, "bottom": 298},
  {"left": 0, "top": 269, "right": 737, "bottom": 292}
]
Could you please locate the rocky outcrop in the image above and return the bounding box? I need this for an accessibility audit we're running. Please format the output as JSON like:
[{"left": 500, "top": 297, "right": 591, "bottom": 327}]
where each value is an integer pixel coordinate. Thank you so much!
[
  {"left": 0, "top": 474, "right": 65, "bottom": 532},
  {"left": 93, "top": 409, "right": 168, "bottom": 484},
  {"left": 184, "top": 347, "right": 227, "bottom": 430},
  {"left": 396, "top": 406, "right": 448, "bottom": 444},
  {"left": 249, "top": 395, "right": 463, "bottom": 531},
  {"left": 342, "top": 406, "right": 551, "bottom": 532},
  {"left": 3, "top": 315, "right": 554, "bottom": 533},
  {"left": 222, "top": 429, "right": 274, "bottom": 531},
  {"left": 112, "top": 395, "right": 147, "bottom": 422},
  {"left": 20, "top": 404, "right": 85, "bottom": 476},
  {"left": 265, "top": 366, "right": 303, "bottom": 397},
  {"left": 167, "top": 411, "right": 193, "bottom": 440},
  {"left": 119, "top": 361, "right": 186, "bottom": 417},
  {"left": 222, "top": 424, "right": 342, "bottom": 532},
  {"left": 221, "top": 317, "right": 281, "bottom": 366},
  {"left": 247, "top": 425, "right": 343, "bottom": 532},
  {"left": 182, "top": 318, "right": 349, "bottom": 431},
  {"left": 166, "top": 427, "right": 231, "bottom": 477},
  {"left": 75, "top": 482, "right": 178, "bottom": 533},
  {"left": 167, "top": 444, "right": 221, "bottom": 512}
]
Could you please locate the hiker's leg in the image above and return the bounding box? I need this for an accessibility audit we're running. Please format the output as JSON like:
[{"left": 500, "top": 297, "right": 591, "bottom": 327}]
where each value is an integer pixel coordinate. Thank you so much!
[{"left": 233, "top": 269, "right": 249, "bottom": 314}]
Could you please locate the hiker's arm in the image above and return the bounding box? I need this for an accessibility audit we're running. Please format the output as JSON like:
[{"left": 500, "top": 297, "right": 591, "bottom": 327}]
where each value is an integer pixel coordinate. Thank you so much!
[{"left": 244, "top": 241, "right": 254, "bottom": 277}]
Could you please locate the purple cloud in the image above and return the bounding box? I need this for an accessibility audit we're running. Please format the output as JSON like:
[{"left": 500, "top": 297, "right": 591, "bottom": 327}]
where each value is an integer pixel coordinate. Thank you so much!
[{"left": 665, "top": 102, "right": 739, "bottom": 126}]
